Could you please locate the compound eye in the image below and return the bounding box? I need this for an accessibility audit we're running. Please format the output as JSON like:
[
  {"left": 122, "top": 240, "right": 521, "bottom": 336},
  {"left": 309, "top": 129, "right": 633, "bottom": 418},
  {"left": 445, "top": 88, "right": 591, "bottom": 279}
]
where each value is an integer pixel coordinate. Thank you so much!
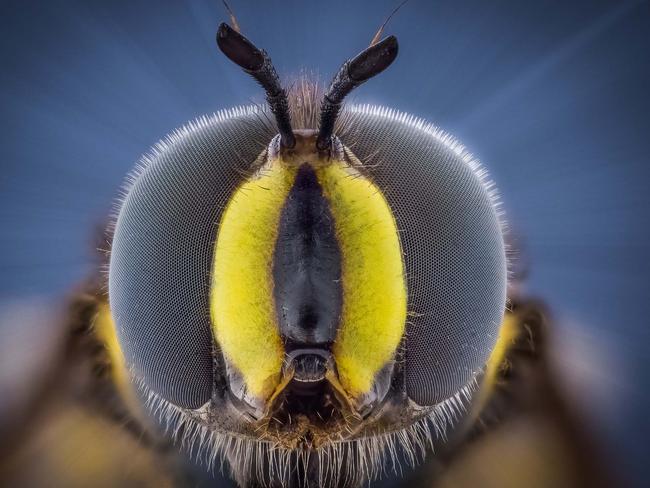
[
  {"left": 109, "top": 104, "right": 507, "bottom": 413},
  {"left": 108, "top": 111, "right": 275, "bottom": 409},
  {"left": 344, "top": 107, "right": 507, "bottom": 406}
]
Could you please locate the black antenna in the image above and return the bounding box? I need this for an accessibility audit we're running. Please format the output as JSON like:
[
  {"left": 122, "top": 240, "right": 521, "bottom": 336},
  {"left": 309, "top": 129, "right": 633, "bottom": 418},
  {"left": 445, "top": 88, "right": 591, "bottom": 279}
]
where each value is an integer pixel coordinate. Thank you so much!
[
  {"left": 317, "top": 36, "right": 398, "bottom": 151},
  {"left": 216, "top": 23, "right": 295, "bottom": 148}
]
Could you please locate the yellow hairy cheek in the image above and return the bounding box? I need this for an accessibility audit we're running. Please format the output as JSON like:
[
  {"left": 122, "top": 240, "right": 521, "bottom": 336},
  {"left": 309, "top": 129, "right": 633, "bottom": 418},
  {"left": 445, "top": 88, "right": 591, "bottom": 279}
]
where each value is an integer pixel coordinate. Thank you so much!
[
  {"left": 318, "top": 163, "right": 407, "bottom": 397},
  {"left": 210, "top": 164, "right": 295, "bottom": 399}
]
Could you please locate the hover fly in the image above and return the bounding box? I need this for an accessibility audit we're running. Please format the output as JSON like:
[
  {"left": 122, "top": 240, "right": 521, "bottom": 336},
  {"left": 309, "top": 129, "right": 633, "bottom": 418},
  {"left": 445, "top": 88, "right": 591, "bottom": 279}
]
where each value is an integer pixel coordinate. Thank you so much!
[{"left": 0, "top": 7, "right": 616, "bottom": 488}]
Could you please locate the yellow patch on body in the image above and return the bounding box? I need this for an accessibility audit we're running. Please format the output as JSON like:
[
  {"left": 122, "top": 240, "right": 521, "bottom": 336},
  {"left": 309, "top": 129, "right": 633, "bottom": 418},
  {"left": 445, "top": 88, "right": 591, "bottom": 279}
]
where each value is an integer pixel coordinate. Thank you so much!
[
  {"left": 211, "top": 161, "right": 297, "bottom": 400},
  {"left": 94, "top": 303, "right": 142, "bottom": 415},
  {"left": 468, "top": 311, "right": 519, "bottom": 419},
  {"left": 317, "top": 162, "right": 407, "bottom": 397},
  {"left": 484, "top": 312, "right": 519, "bottom": 383}
]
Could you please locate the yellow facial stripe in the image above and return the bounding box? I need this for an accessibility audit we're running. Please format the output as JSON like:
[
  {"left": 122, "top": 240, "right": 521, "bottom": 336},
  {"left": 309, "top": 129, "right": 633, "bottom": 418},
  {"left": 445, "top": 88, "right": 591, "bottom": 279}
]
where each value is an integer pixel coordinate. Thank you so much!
[
  {"left": 317, "top": 162, "right": 407, "bottom": 397},
  {"left": 210, "top": 161, "right": 296, "bottom": 399}
]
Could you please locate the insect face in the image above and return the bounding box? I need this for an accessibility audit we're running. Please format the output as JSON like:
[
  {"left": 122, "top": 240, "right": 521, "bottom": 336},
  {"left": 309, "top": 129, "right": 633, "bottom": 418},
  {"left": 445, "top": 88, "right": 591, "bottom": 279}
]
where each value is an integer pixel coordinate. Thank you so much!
[
  {"left": 209, "top": 127, "right": 408, "bottom": 445},
  {"left": 108, "top": 20, "right": 507, "bottom": 487}
]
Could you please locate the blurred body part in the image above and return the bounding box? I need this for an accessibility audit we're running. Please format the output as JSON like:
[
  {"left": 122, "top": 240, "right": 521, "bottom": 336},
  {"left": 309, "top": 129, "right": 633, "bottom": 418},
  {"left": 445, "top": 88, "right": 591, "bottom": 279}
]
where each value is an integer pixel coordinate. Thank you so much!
[
  {"left": 0, "top": 276, "right": 618, "bottom": 487},
  {"left": 0, "top": 285, "right": 194, "bottom": 487}
]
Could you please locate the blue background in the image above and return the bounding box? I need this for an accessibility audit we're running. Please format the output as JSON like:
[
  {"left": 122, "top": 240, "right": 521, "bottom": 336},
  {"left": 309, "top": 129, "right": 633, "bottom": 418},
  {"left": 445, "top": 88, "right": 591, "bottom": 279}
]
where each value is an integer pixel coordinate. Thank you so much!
[{"left": 1, "top": 0, "right": 648, "bottom": 485}]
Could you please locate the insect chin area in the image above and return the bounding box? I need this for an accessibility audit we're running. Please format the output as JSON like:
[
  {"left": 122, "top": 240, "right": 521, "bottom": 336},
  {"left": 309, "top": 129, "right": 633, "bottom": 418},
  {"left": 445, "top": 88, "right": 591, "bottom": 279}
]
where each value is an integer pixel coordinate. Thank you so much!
[{"left": 218, "top": 346, "right": 399, "bottom": 450}]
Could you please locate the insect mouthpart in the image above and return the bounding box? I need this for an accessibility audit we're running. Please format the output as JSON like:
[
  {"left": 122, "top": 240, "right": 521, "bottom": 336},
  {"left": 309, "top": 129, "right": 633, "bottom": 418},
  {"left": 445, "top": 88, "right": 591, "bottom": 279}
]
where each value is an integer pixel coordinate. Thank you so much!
[
  {"left": 259, "top": 348, "right": 364, "bottom": 448},
  {"left": 286, "top": 348, "right": 330, "bottom": 388}
]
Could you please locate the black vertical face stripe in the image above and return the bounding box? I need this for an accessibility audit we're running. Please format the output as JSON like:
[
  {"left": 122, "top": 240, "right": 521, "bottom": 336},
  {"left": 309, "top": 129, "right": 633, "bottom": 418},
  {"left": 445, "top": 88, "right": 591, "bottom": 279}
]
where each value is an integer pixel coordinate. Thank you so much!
[{"left": 273, "top": 163, "right": 342, "bottom": 349}]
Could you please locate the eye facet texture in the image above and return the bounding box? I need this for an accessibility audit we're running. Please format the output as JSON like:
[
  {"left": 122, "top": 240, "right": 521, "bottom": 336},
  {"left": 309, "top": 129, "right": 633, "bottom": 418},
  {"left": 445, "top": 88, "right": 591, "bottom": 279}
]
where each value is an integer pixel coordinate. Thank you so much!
[
  {"left": 109, "top": 111, "right": 274, "bottom": 409},
  {"left": 344, "top": 108, "right": 507, "bottom": 406},
  {"left": 109, "top": 106, "right": 506, "bottom": 410}
]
